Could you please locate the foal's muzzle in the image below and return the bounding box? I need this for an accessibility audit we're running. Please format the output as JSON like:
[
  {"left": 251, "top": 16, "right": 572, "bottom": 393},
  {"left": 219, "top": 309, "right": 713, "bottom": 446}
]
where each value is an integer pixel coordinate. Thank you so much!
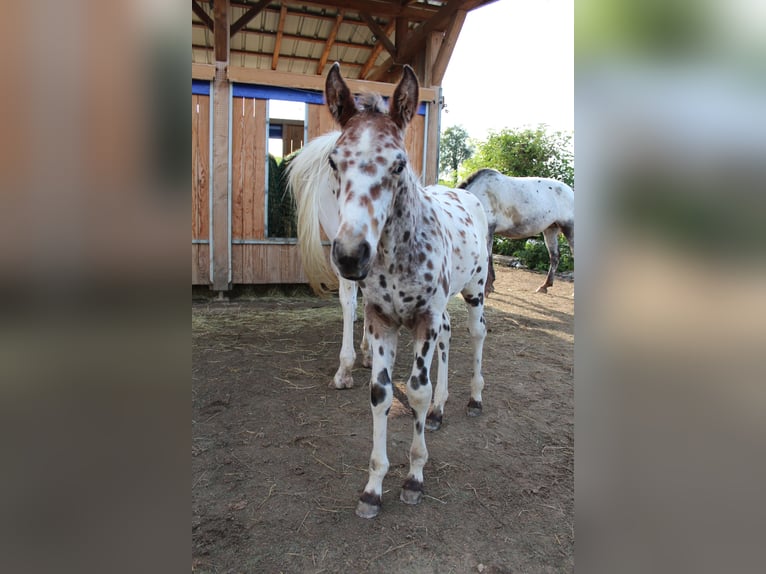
[{"left": 332, "top": 239, "right": 372, "bottom": 280}]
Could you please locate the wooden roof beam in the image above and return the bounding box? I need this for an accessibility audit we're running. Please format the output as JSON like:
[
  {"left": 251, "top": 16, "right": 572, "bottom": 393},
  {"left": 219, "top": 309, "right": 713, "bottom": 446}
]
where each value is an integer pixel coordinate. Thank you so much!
[
  {"left": 230, "top": 0, "right": 271, "bottom": 38},
  {"left": 360, "top": 13, "right": 397, "bottom": 62},
  {"left": 359, "top": 19, "right": 395, "bottom": 79},
  {"left": 368, "top": 0, "right": 465, "bottom": 81},
  {"left": 430, "top": 9, "right": 466, "bottom": 85},
  {"left": 395, "top": 16, "right": 409, "bottom": 61},
  {"left": 317, "top": 10, "right": 345, "bottom": 76},
  {"left": 271, "top": 4, "right": 288, "bottom": 70},
  {"left": 192, "top": 0, "right": 214, "bottom": 31},
  {"left": 214, "top": 0, "right": 229, "bottom": 62}
]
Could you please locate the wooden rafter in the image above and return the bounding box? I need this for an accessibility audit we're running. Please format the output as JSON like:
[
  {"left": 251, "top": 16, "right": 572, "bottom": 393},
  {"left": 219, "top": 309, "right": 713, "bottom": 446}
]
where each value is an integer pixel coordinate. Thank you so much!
[
  {"left": 192, "top": 0, "right": 214, "bottom": 31},
  {"left": 317, "top": 10, "right": 345, "bottom": 76},
  {"left": 271, "top": 4, "right": 288, "bottom": 70},
  {"left": 430, "top": 9, "right": 466, "bottom": 85},
  {"left": 360, "top": 13, "right": 397, "bottom": 62},
  {"left": 232, "top": 0, "right": 442, "bottom": 21},
  {"left": 369, "top": 0, "right": 466, "bottom": 81},
  {"left": 359, "top": 19, "right": 395, "bottom": 79},
  {"left": 395, "top": 17, "right": 409, "bottom": 60},
  {"left": 230, "top": 0, "right": 272, "bottom": 38}
]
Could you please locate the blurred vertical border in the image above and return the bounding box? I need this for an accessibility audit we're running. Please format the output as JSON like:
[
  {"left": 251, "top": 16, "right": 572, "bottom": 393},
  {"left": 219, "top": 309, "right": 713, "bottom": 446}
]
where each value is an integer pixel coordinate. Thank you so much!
[
  {"left": 0, "top": 1, "right": 189, "bottom": 573},
  {"left": 576, "top": 1, "right": 766, "bottom": 573}
]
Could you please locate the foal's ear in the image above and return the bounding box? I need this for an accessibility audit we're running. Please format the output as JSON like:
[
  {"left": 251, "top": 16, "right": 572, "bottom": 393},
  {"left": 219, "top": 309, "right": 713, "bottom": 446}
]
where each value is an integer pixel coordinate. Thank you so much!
[
  {"left": 390, "top": 65, "right": 419, "bottom": 130},
  {"left": 325, "top": 62, "right": 357, "bottom": 128}
]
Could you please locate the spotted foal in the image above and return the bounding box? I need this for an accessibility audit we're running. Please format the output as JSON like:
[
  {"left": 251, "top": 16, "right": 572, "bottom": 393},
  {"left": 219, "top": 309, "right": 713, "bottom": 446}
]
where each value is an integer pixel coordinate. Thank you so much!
[{"left": 319, "top": 63, "right": 489, "bottom": 518}]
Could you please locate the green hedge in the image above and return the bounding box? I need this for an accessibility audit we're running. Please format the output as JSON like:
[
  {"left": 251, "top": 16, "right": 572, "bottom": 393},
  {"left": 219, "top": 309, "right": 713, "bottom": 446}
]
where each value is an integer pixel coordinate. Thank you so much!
[{"left": 493, "top": 235, "right": 573, "bottom": 272}]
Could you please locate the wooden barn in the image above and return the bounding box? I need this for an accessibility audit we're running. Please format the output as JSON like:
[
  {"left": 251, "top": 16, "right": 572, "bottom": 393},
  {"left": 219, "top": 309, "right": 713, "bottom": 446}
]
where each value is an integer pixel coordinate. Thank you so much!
[{"left": 192, "top": 0, "right": 496, "bottom": 291}]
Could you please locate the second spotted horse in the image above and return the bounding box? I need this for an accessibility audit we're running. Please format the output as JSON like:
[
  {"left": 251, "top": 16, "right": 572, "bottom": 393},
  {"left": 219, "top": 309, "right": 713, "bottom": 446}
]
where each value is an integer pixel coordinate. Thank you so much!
[{"left": 294, "top": 63, "right": 490, "bottom": 518}]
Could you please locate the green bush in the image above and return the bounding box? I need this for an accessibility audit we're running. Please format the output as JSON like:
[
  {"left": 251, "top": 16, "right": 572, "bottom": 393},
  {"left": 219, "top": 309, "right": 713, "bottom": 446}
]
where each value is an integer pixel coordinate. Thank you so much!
[
  {"left": 267, "top": 154, "right": 297, "bottom": 238},
  {"left": 493, "top": 234, "right": 573, "bottom": 272}
]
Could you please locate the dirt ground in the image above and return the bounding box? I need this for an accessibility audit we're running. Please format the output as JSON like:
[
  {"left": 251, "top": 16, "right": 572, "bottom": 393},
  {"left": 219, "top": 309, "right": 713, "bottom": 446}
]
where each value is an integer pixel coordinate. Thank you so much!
[{"left": 192, "top": 266, "right": 574, "bottom": 573}]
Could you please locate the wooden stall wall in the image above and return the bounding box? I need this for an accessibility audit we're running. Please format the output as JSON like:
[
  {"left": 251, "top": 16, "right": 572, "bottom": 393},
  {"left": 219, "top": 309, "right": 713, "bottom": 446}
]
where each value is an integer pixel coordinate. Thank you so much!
[
  {"left": 193, "top": 90, "right": 428, "bottom": 287},
  {"left": 192, "top": 94, "right": 210, "bottom": 285},
  {"left": 231, "top": 97, "right": 266, "bottom": 241},
  {"left": 230, "top": 96, "right": 306, "bottom": 284}
]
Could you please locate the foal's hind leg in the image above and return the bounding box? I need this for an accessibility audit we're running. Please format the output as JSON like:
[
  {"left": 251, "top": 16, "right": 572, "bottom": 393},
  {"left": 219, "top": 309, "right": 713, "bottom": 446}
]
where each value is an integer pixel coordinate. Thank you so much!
[
  {"left": 360, "top": 311, "right": 372, "bottom": 369},
  {"left": 426, "top": 311, "right": 451, "bottom": 431},
  {"left": 536, "top": 226, "right": 561, "bottom": 294},
  {"left": 333, "top": 278, "right": 357, "bottom": 389},
  {"left": 484, "top": 223, "right": 496, "bottom": 296},
  {"left": 461, "top": 290, "right": 487, "bottom": 416}
]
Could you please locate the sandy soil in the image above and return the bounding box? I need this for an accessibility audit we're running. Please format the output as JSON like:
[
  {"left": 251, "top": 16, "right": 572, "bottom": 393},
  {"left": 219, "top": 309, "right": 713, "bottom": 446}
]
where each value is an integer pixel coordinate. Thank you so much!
[{"left": 193, "top": 266, "right": 573, "bottom": 573}]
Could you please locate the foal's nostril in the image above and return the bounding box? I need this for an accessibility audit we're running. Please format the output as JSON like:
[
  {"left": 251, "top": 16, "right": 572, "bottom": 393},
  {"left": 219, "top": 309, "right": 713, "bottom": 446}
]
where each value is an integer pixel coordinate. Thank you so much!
[{"left": 357, "top": 241, "right": 371, "bottom": 267}]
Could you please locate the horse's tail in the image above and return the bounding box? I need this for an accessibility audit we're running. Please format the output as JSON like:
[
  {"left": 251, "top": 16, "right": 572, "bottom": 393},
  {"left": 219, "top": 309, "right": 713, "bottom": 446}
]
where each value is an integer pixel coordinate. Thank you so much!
[{"left": 285, "top": 131, "right": 341, "bottom": 295}]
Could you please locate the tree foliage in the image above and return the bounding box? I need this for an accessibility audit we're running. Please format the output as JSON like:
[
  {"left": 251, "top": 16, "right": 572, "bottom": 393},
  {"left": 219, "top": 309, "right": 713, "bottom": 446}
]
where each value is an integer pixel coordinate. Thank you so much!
[
  {"left": 438, "top": 125, "right": 473, "bottom": 186},
  {"left": 461, "top": 126, "right": 574, "bottom": 188}
]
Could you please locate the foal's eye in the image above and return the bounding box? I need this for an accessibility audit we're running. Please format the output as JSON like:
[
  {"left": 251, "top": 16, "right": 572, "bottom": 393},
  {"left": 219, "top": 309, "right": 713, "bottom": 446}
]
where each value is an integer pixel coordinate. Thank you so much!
[
  {"left": 393, "top": 160, "right": 406, "bottom": 175},
  {"left": 328, "top": 157, "right": 337, "bottom": 171}
]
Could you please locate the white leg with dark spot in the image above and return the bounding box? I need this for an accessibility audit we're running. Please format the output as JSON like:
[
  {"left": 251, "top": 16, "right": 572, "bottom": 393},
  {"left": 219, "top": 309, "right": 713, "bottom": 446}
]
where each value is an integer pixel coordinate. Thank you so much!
[
  {"left": 427, "top": 311, "right": 450, "bottom": 431},
  {"left": 401, "top": 322, "right": 439, "bottom": 505},
  {"left": 360, "top": 312, "right": 372, "bottom": 369},
  {"left": 536, "top": 226, "right": 561, "bottom": 294},
  {"left": 333, "top": 278, "right": 357, "bottom": 389},
  {"left": 356, "top": 325, "right": 397, "bottom": 519},
  {"left": 462, "top": 289, "right": 487, "bottom": 416}
]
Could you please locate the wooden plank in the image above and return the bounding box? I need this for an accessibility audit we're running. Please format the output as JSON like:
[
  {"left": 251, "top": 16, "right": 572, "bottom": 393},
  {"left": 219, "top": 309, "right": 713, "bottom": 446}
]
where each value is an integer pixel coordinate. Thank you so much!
[
  {"left": 431, "top": 10, "right": 466, "bottom": 86},
  {"left": 192, "top": 63, "right": 215, "bottom": 80},
  {"left": 232, "top": 244, "right": 328, "bottom": 284},
  {"left": 231, "top": 97, "right": 245, "bottom": 241},
  {"left": 192, "top": 244, "right": 211, "bottom": 285},
  {"left": 213, "top": 0, "right": 229, "bottom": 62},
  {"left": 317, "top": 10, "right": 345, "bottom": 76},
  {"left": 253, "top": 99, "right": 267, "bottom": 238},
  {"left": 192, "top": 95, "right": 210, "bottom": 240},
  {"left": 271, "top": 4, "right": 288, "bottom": 70},
  {"left": 395, "top": 17, "right": 409, "bottom": 60},
  {"left": 308, "top": 103, "right": 337, "bottom": 138},
  {"left": 228, "top": 66, "right": 438, "bottom": 102},
  {"left": 404, "top": 113, "right": 425, "bottom": 182},
  {"left": 191, "top": 0, "right": 214, "bottom": 31}
]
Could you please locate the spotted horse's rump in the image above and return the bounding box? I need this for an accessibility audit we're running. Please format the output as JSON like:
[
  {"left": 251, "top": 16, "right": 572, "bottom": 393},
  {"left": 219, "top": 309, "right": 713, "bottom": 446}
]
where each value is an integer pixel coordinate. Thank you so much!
[
  {"left": 299, "top": 63, "right": 489, "bottom": 518},
  {"left": 458, "top": 168, "right": 574, "bottom": 294}
]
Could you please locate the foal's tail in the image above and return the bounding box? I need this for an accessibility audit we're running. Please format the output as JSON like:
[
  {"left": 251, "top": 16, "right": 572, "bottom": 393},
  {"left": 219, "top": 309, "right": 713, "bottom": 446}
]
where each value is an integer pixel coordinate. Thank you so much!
[{"left": 285, "top": 131, "right": 341, "bottom": 294}]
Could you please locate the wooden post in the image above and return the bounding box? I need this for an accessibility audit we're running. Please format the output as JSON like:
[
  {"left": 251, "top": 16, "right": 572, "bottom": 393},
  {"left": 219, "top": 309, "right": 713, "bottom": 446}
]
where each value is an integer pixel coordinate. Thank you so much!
[
  {"left": 212, "top": 0, "right": 231, "bottom": 291},
  {"left": 423, "top": 32, "right": 443, "bottom": 186}
]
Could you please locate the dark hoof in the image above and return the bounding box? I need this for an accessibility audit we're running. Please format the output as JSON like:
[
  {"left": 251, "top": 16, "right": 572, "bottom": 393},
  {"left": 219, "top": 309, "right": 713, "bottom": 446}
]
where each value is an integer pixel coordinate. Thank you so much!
[
  {"left": 356, "top": 492, "right": 382, "bottom": 519},
  {"left": 400, "top": 478, "right": 423, "bottom": 505},
  {"left": 535, "top": 285, "right": 549, "bottom": 294},
  {"left": 425, "top": 412, "right": 443, "bottom": 431},
  {"left": 466, "top": 399, "right": 482, "bottom": 417}
]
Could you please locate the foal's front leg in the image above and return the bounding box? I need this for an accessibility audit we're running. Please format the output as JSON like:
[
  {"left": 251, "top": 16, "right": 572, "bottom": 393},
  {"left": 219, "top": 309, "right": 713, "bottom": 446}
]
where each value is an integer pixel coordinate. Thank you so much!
[
  {"left": 400, "top": 319, "right": 440, "bottom": 505},
  {"left": 333, "top": 278, "right": 358, "bottom": 389},
  {"left": 356, "top": 322, "right": 397, "bottom": 519}
]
